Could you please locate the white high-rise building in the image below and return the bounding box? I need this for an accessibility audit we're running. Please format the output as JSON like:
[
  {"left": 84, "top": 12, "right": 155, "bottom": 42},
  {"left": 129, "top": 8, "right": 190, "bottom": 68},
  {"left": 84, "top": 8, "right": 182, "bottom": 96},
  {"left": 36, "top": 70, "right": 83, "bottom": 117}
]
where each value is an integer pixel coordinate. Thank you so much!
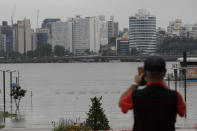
[
  {"left": 50, "top": 21, "right": 72, "bottom": 52},
  {"left": 72, "top": 16, "right": 90, "bottom": 55},
  {"left": 129, "top": 9, "right": 156, "bottom": 54},
  {"left": 167, "top": 19, "right": 182, "bottom": 37},
  {"left": 89, "top": 16, "right": 108, "bottom": 53},
  {"left": 13, "top": 18, "right": 32, "bottom": 54}
]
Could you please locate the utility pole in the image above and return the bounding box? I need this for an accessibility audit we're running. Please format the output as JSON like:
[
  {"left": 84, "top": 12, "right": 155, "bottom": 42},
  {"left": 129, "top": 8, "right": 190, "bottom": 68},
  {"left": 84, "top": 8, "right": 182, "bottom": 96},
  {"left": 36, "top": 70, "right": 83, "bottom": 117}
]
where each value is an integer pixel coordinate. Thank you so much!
[
  {"left": 167, "top": 73, "right": 170, "bottom": 88},
  {"left": 16, "top": 77, "right": 18, "bottom": 86},
  {"left": 11, "top": 4, "right": 16, "bottom": 26},
  {"left": 9, "top": 70, "right": 16, "bottom": 113},
  {"left": 18, "top": 71, "right": 19, "bottom": 85},
  {"left": 0, "top": 70, "right": 16, "bottom": 114},
  {"left": 10, "top": 72, "right": 12, "bottom": 113},
  {"left": 174, "top": 68, "right": 177, "bottom": 91},
  {"left": 3, "top": 71, "right": 6, "bottom": 114},
  {"left": 183, "top": 51, "right": 187, "bottom": 118}
]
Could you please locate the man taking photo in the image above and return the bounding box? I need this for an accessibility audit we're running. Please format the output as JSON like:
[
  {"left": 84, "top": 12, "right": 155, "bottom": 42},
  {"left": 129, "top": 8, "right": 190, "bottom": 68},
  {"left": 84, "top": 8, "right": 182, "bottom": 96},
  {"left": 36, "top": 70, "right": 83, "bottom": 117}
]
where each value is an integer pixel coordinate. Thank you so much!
[{"left": 119, "top": 55, "right": 186, "bottom": 131}]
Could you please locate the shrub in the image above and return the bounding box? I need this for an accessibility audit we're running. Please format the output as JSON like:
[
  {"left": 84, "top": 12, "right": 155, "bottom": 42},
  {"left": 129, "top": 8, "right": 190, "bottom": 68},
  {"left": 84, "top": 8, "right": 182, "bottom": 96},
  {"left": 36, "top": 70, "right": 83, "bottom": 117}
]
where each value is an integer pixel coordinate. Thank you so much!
[{"left": 86, "top": 96, "right": 110, "bottom": 130}]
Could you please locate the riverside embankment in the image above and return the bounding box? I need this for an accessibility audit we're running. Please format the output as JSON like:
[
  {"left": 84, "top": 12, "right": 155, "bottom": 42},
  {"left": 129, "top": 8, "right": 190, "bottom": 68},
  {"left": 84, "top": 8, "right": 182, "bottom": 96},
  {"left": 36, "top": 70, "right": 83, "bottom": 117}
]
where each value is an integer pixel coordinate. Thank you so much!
[{"left": 0, "top": 55, "right": 184, "bottom": 63}]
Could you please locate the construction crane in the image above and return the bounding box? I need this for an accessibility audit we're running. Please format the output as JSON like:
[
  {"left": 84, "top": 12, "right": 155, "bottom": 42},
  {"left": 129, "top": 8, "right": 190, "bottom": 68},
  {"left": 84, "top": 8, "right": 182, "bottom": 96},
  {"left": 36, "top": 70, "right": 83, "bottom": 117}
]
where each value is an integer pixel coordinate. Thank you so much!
[
  {"left": 11, "top": 4, "right": 16, "bottom": 26},
  {"left": 34, "top": 9, "right": 40, "bottom": 50},
  {"left": 36, "top": 9, "right": 39, "bottom": 29}
]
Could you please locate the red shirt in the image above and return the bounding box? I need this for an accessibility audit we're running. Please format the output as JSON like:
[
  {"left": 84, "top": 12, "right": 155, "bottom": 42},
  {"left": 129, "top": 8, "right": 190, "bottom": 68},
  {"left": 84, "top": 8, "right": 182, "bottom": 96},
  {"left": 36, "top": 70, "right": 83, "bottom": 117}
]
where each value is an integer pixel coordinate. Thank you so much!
[{"left": 120, "top": 82, "right": 186, "bottom": 117}]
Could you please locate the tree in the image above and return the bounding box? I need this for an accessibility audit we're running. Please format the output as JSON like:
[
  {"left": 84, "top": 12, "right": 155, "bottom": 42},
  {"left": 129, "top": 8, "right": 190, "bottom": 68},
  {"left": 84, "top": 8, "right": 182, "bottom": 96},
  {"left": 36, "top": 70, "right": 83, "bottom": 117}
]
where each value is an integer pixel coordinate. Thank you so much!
[
  {"left": 54, "top": 45, "right": 65, "bottom": 57},
  {"left": 27, "top": 50, "right": 37, "bottom": 58},
  {"left": 156, "top": 37, "right": 197, "bottom": 55},
  {"left": 11, "top": 86, "right": 26, "bottom": 111},
  {"left": 26, "top": 44, "right": 53, "bottom": 58},
  {"left": 108, "top": 37, "right": 116, "bottom": 46},
  {"left": 65, "top": 50, "right": 71, "bottom": 56},
  {"left": 85, "top": 49, "right": 90, "bottom": 55},
  {"left": 86, "top": 96, "right": 110, "bottom": 130},
  {"left": 37, "top": 44, "right": 52, "bottom": 57},
  {"left": 8, "top": 52, "right": 22, "bottom": 59}
]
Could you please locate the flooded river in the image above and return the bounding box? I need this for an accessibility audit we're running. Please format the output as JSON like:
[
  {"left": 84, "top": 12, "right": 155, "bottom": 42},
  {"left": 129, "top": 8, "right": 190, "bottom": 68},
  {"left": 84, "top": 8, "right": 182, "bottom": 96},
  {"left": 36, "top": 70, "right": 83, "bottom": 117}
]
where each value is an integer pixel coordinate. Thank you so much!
[{"left": 0, "top": 62, "right": 196, "bottom": 130}]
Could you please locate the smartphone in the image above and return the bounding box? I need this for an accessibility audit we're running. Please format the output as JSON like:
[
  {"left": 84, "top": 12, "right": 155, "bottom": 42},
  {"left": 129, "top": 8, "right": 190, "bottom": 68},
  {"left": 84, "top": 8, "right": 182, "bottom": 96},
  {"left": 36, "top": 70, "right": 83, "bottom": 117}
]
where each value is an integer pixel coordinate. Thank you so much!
[{"left": 138, "top": 66, "right": 146, "bottom": 85}]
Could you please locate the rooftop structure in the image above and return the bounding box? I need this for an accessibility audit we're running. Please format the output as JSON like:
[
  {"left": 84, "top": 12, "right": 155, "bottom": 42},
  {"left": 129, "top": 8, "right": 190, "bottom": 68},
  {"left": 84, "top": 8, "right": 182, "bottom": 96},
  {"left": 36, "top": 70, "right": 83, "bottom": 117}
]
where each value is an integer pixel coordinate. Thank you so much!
[{"left": 167, "top": 19, "right": 182, "bottom": 37}]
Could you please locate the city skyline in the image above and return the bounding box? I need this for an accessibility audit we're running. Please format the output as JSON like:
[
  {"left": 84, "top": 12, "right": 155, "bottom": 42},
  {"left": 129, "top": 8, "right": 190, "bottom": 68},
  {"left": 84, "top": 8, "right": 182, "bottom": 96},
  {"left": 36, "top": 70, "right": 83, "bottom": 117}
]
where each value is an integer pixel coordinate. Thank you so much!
[{"left": 0, "top": 0, "right": 197, "bottom": 29}]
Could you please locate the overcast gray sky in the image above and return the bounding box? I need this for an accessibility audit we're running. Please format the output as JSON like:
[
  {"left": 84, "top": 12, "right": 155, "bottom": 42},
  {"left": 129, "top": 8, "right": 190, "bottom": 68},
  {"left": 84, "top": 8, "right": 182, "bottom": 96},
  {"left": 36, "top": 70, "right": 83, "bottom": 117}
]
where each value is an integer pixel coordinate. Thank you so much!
[{"left": 0, "top": 0, "right": 196, "bottom": 30}]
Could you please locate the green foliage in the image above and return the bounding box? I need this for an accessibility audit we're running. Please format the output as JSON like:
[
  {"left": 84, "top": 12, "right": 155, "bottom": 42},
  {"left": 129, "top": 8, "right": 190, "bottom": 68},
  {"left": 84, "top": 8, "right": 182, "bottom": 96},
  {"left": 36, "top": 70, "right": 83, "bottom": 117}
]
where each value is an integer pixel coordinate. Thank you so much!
[
  {"left": 3, "top": 112, "right": 17, "bottom": 118},
  {"left": 84, "top": 49, "right": 90, "bottom": 55},
  {"left": 11, "top": 86, "right": 26, "bottom": 111},
  {"left": 158, "top": 30, "right": 166, "bottom": 35},
  {"left": 108, "top": 37, "right": 116, "bottom": 46},
  {"left": 0, "top": 125, "right": 5, "bottom": 129},
  {"left": 54, "top": 124, "right": 91, "bottom": 131},
  {"left": 65, "top": 50, "right": 71, "bottom": 55},
  {"left": 37, "top": 44, "right": 52, "bottom": 57},
  {"left": 0, "top": 51, "right": 22, "bottom": 59},
  {"left": 10, "top": 52, "right": 23, "bottom": 59},
  {"left": 27, "top": 50, "right": 37, "bottom": 58},
  {"left": 157, "top": 37, "right": 197, "bottom": 55},
  {"left": 101, "top": 50, "right": 108, "bottom": 56},
  {"left": 27, "top": 44, "right": 52, "bottom": 58},
  {"left": 86, "top": 96, "right": 110, "bottom": 130},
  {"left": 54, "top": 45, "right": 65, "bottom": 57}
]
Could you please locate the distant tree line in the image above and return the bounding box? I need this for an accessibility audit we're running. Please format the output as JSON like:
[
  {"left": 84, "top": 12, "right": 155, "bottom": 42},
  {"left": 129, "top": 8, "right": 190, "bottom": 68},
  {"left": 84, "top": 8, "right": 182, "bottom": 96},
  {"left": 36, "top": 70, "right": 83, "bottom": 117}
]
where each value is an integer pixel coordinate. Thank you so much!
[
  {"left": 0, "top": 51, "right": 22, "bottom": 59},
  {"left": 0, "top": 44, "right": 72, "bottom": 59},
  {"left": 157, "top": 37, "right": 197, "bottom": 55},
  {"left": 1, "top": 37, "right": 197, "bottom": 58},
  {"left": 27, "top": 44, "right": 74, "bottom": 58},
  {"left": 27, "top": 44, "right": 53, "bottom": 58}
]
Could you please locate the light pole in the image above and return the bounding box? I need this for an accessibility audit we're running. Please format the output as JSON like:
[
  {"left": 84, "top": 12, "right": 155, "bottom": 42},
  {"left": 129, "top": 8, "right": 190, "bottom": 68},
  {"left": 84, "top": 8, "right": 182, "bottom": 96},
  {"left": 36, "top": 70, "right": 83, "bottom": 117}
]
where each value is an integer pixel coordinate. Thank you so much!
[
  {"left": 183, "top": 51, "right": 187, "bottom": 118},
  {"left": 17, "top": 70, "right": 20, "bottom": 86},
  {"left": 3, "top": 71, "right": 5, "bottom": 114},
  {"left": 0, "top": 70, "right": 10, "bottom": 114},
  {"left": 7, "top": 70, "right": 17, "bottom": 113},
  {"left": 0, "top": 70, "right": 17, "bottom": 115}
]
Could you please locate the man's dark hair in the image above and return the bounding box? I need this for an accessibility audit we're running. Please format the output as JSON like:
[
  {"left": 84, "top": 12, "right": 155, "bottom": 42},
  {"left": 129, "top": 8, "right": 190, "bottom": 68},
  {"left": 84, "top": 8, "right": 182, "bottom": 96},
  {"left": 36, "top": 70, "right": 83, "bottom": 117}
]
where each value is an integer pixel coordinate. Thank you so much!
[{"left": 144, "top": 55, "right": 166, "bottom": 78}]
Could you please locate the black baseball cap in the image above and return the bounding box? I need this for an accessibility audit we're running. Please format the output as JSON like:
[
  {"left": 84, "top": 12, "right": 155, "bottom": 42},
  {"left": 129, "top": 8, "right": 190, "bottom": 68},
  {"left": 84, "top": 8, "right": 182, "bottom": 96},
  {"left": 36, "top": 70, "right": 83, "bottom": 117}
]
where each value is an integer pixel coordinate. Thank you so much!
[{"left": 144, "top": 55, "right": 166, "bottom": 72}]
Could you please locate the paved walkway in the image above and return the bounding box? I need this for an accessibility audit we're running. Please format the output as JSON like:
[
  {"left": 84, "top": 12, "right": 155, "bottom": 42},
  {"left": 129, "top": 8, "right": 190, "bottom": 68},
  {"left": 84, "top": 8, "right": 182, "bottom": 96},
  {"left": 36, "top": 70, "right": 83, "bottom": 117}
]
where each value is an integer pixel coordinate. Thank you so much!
[
  {"left": 0, "top": 128, "right": 52, "bottom": 131},
  {"left": 1, "top": 128, "right": 197, "bottom": 131}
]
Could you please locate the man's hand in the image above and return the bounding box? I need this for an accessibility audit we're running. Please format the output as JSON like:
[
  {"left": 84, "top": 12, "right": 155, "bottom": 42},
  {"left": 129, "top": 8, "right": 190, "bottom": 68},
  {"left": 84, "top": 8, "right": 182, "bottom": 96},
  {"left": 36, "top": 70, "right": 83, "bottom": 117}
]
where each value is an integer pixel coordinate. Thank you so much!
[
  {"left": 135, "top": 73, "right": 144, "bottom": 85},
  {"left": 120, "top": 74, "right": 143, "bottom": 99}
]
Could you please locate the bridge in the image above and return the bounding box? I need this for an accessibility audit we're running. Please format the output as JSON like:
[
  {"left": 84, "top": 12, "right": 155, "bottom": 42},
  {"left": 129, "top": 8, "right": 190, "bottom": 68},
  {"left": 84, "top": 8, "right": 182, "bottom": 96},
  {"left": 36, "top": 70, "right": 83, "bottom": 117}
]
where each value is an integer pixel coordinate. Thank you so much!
[{"left": 1, "top": 55, "right": 197, "bottom": 63}]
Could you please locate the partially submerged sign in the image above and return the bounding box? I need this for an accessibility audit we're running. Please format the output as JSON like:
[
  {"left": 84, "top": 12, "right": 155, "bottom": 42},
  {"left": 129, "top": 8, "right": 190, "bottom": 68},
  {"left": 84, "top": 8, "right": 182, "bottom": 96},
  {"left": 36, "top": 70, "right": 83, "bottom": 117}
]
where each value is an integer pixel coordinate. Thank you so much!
[
  {"left": 186, "top": 67, "right": 197, "bottom": 79},
  {"left": 11, "top": 83, "right": 17, "bottom": 87}
]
